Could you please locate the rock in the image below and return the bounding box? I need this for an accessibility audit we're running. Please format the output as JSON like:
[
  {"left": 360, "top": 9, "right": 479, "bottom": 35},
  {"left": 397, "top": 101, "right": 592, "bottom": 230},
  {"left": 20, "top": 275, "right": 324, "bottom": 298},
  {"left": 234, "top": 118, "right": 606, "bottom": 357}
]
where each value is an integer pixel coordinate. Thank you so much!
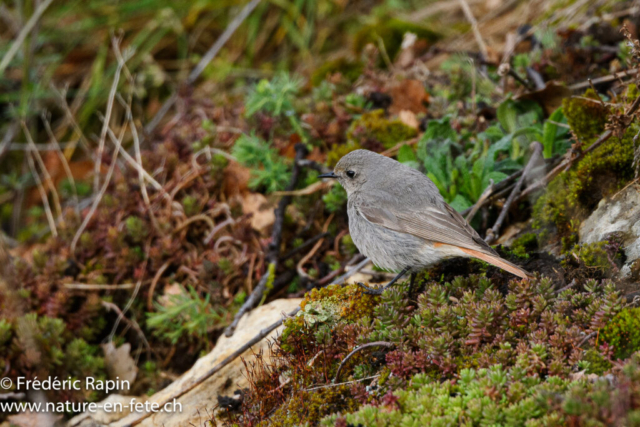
[
  {"left": 68, "top": 298, "right": 301, "bottom": 427},
  {"left": 68, "top": 394, "right": 147, "bottom": 427},
  {"left": 579, "top": 182, "right": 640, "bottom": 275}
]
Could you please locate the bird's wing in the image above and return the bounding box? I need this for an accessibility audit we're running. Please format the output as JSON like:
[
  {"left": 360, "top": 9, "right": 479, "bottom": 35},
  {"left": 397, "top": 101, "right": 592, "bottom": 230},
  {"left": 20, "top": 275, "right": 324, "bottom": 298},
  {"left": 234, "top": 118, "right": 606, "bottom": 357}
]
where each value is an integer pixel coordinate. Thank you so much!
[{"left": 352, "top": 192, "right": 497, "bottom": 256}]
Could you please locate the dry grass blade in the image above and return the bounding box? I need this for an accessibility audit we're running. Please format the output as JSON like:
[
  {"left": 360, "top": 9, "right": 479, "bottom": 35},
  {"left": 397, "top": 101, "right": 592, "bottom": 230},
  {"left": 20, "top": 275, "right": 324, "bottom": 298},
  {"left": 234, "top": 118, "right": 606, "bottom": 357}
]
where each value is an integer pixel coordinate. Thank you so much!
[
  {"left": 25, "top": 147, "right": 57, "bottom": 237},
  {"left": 145, "top": 0, "right": 263, "bottom": 136},
  {"left": 94, "top": 37, "right": 127, "bottom": 194},
  {"left": 70, "top": 122, "right": 127, "bottom": 255},
  {"left": 42, "top": 113, "right": 79, "bottom": 211},
  {"left": 0, "top": 0, "right": 55, "bottom": 75},
  {"left": 485, "top": 142, "right": 543, "bottom": 244},
  {"left": 22, "top": 122, "right": 63, "bottom": 224}
]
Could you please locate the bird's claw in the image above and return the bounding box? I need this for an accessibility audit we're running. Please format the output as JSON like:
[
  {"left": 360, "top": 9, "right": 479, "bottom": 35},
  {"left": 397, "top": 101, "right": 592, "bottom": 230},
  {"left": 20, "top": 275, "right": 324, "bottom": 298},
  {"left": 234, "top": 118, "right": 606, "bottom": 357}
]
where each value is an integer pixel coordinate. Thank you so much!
[{"left": 356, "top": 282, "right": 384, "bottom": 295}]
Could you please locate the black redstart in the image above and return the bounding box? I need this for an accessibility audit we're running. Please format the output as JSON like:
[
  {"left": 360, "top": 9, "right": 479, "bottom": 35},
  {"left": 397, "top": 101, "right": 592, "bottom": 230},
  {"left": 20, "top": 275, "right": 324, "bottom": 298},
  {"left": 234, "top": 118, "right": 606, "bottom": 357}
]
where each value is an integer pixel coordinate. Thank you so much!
[{"left": 319, "top": 149, "right": 531, "bottom": 294}]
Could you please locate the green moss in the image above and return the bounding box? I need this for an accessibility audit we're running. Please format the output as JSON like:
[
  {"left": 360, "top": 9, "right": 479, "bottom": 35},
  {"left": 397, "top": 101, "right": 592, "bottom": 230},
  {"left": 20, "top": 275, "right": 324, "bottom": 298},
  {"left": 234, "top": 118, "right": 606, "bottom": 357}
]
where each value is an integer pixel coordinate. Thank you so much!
[
  {"left": 602, "top": 308, "right": 640, "bottom": 359},
  {"left": 565, "top": 241, "right": 612, "bottom": 273},
  {"left": 124, "top": 215, "right": 148, "bottom": 244},
  {"left": 532, "top": 121, "right": 637, "bottom": 245},
  {"left": 181, "top": 195, "right": 199, "bottom": 216},
  {"left": 326, "top": 141, "right": 362, "bottom": 168},
  {"left": 301, "top": 283, "right": 379, "bottom": 323},
  {"left": 353, "top": 18, "right": 440, "bottom": 61},
  {"left": 509, "top": 233, "right": 538, "bottom": 259},
  {"left": 562, "top": 90, "right": 608, "bottom": 141},
  {"left": 347, "top": 110, "right": 417, "bottom": 150},
  {"left": 310, "top": 57, "right": 363, "bottom": 86},
  {"left": 264, "top": 385, "right": 359, "bottom": 427},
  {"left": 281, "top": 284, "right": 379, "bottom": 353},
  {"left": 581, "top": 349, "right": 612, "bottom": 375}
]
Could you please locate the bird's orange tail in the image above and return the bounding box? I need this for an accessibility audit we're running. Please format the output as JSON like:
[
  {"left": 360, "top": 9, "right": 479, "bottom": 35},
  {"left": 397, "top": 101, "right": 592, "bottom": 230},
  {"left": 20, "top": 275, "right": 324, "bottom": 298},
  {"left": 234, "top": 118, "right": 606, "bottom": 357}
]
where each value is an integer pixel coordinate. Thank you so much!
[{"left": 458, "top": 247, "right": 533, "bottom": 279}]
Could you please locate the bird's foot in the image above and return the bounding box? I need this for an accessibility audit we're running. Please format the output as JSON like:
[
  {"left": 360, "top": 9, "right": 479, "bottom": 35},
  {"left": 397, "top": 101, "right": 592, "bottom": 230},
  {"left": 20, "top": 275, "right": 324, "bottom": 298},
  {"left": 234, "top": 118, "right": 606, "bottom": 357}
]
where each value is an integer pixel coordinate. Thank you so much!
[{"left": 356, "top": 282, "right": 384, "bottom": 295}]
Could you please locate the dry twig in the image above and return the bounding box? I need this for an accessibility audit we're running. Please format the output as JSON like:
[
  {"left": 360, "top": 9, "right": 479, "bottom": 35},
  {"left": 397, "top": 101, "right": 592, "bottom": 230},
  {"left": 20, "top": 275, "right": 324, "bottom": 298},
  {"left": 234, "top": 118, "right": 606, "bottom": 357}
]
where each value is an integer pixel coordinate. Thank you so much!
[
  {"left": 70, "top": 122, "right": 127, "bottom": 255},
  {"left": 334, "top": 341, "right": 395, "bottom": 383},
  {"left": 0, "top": 0, "right": 55, "bottom": 75},
  {"left": 485, "top": 142, "right": 543, "bottom": 244}
]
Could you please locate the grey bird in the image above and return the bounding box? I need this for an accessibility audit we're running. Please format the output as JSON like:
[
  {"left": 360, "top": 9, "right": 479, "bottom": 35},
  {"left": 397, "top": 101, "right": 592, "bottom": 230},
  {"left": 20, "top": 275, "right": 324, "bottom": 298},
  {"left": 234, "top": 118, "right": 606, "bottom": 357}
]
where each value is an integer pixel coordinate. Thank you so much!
[{"left": 319, "top": 149, "right": 532, "bottom": 294}]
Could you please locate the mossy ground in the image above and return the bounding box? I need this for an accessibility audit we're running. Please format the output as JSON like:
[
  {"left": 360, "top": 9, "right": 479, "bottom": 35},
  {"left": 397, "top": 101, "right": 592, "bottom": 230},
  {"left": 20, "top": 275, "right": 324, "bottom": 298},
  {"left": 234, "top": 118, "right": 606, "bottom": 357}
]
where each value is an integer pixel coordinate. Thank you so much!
[{"left": 232, "top": 267, "right": 638, "bottom": 426}]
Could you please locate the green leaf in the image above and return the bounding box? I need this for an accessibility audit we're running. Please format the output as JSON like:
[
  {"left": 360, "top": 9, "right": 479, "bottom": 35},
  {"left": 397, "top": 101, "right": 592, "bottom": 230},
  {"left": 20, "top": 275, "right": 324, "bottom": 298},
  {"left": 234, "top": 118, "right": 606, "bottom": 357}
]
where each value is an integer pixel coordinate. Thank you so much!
[
  {"left": 397, "top": 144, "right": 417, "bottom": 164},
  {"left": 450, "top": 194, "right": 472, "bottom": 212},
  {"left": 542, "top": 106, "right": 567, "bottom": 158},
  {"left": 497, "top": 99, "right": 518, "bottom": 134}
]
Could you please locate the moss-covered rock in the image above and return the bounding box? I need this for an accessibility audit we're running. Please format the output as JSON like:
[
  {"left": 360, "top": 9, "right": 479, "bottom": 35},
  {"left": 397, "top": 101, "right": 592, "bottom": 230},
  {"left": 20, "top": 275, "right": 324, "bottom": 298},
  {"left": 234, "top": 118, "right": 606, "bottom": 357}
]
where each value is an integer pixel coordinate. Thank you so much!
[
  {"left": 347, "top": 110, "right": 417, "bottom": 151},
  {"left": 532, "top": 118, "right": 637, "bottom": 247}
]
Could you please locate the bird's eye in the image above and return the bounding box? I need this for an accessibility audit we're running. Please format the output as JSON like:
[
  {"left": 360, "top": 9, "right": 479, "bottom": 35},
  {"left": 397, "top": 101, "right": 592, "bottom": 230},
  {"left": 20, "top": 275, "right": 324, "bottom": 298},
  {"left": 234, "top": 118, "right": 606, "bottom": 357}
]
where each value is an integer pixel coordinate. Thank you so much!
[{"left": 346, "top": 170, "right": 356, "bottom": 178}]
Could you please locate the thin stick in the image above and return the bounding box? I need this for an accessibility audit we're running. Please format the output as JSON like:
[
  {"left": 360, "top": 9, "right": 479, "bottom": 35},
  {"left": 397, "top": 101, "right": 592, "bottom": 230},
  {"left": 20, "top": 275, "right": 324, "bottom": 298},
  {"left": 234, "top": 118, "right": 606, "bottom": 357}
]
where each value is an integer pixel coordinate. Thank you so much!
[
  {"left": 25, "top": 146, "right": 57, "bottom": 237},
  {"left": 282, "top": 232, "right": 330, "bottom": 260},
  {"left": 101, "top": 300, "right": 151, "bottom": 352},
  {"left": 147, "top": 260, "right": 171, "bottom": 311},
  {"left": 50, "top": 84, "right": 93, "bottom": 159},
  {"left": 70, "top": 122, "right": 127, "bottom": 254},
  {"left": 569, "top": 68, "right": 639, "bottom": 91},
  {"left": 318, "top": 256, "right": 369, "bottom": 287},
  {"left": 296, "top": 214, "right": 333, "bottom": 280},
  {"left": 42, "top": 114, "right": 79, "bottom": 211},
  {"left": 108, "top": 239, "right": 151, "bottom": 343},
  {"left": 65, "top": 283, "right": 135, "bottom": 290},
  {"left": 122, "top": 100, "right": 162, "bottom": 233},
  {"left": 104, "top": 126, "right": 171, "bottom": 199},
  {"left": 22, "top": 122, "right": 63, "bottom": 222},
  {"left": 465, "top": 180, "right": 494, "bottom": 222},
  {"left": 334, "top": 342, "right": 394, "bottom": 383},
  {"left": 485, "top": 142, "right": 542, "bottom": 244},
  {"left": 144, "top": 0, "right": 262, "bottom": 136},
  {"left": 305, "top": 375, "right": 380, "bottom": 392},
  {"left": 0, "top": 0, "right": 55, "bottom": 75},
  {"left": 457, "top": 0, "right": 488, "bottom": 61},
  {"left": 224, "top": 144, "right": 307, "bottom": 337},
  {"left": 0, "top": 122, "right": 18, "bottom": 162},
  {"left": 172, "top": 214, "right": 216, "bottom": 235},
  {"left": 94, "top": 37, "right": 126, "bottom": 194},
  {"left": 380, "top": 137, "right": 419, "bottom": 157}
]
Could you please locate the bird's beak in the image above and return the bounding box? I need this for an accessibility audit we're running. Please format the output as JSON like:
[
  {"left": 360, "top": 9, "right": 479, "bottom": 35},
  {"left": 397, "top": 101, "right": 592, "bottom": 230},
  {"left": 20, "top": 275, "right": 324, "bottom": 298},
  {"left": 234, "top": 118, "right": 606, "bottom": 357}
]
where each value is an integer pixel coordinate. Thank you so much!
[{"left": 318, "top": 172, "right": 338, "bottom": 179}]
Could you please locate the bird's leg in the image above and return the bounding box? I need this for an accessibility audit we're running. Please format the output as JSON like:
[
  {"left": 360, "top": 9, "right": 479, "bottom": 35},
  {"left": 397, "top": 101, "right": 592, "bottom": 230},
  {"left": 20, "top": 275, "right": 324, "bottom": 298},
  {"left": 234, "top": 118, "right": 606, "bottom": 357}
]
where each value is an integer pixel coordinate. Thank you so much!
[
  {"left": 357, "top": 266, "right": 411, "bottom": 295},
  {"left": 408, "top": 272, "right": 417, "bottom": 297}
]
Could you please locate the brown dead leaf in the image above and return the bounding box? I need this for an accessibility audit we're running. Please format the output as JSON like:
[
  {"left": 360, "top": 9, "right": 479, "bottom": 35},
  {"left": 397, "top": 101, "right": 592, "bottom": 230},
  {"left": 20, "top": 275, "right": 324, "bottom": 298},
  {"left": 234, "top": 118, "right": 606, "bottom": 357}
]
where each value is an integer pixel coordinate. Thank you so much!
[
  {"left": 398, "top": 110, "right": 419, "bottom": 129},
  {"left": 515, "top": 81, "right": 572, "bottom": 115},
  {"left": 386, "top": 79, "right": 429, "bottom": 115},
  {"left": 223, "top": 161, "right": 251, "bottom": 197},
  {"left": 101, "top": 342, "right": 138, "bottom": 386},
  {"left": 242, "top": 193, "right": 275, "bottom": 234}
]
